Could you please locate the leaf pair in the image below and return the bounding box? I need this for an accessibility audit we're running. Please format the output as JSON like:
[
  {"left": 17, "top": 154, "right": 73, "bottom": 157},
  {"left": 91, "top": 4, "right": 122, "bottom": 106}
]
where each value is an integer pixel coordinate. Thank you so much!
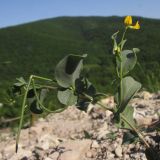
[
  {"left": 115, "top": 76, "right": 141, "bottom": 129},
  {"left": 55, "top": 54, "right": 87, "bottom": 106},
  {"left": 116, "top": 49, "right": 139, "bottom": 76}
]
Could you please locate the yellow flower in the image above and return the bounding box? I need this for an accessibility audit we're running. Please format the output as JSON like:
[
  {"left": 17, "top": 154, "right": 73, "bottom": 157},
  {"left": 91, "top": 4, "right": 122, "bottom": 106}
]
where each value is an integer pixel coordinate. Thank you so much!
[
  {"left": 114, "top": 46, "right": 121, "bottom": 53},
  {"left": 129, "top": 21, "right": 140, "bottom": 29},
  {"left": 124, "top": 16, "right": 140, "bottom": 30},
  {"left": 124, "top": 16, "right": 132, "bottom": 25}
]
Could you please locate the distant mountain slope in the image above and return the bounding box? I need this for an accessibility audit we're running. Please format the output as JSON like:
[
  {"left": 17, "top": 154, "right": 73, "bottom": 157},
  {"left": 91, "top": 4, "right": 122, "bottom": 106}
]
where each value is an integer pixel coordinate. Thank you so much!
[{"left": 0, "top": 16, "right": 160, "bottom": 94}]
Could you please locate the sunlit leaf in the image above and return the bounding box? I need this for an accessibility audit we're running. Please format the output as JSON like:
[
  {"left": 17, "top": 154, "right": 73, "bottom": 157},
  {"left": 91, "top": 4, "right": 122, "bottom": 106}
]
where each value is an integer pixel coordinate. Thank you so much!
[
  {"left": 57, "top": 88, "right": 77, "bottom": 106},
  {"left": 116, "top": 76, "right": 141, "bottom": 114},
  {"left": 55, "top": 54, "right": 87, "bottom": 88},
  {"left": 116, "top": 50, "right": 137, "bottom": 76}
]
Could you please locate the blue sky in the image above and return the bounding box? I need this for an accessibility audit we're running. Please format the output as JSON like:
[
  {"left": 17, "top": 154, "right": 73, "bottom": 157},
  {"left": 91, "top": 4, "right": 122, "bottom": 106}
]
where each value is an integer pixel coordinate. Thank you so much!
[{"left": 0, "top": 0, "right": 160, "bottom": 28}]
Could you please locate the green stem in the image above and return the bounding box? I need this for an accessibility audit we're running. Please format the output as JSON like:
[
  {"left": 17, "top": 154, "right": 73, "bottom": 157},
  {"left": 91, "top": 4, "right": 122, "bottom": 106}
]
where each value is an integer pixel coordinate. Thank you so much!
[
  {"left": 31, "top": 75, "right": 53, "bottom": 82},
  {"left": 119, "top": 28, "right": 128, "bottom": 105},
  {"left": 32, "top": 79, "right": 67, "bottom": 113},
  {"left": 16, "top": 75, "right": 32, "bottom": 152},
  {"left": 82, "top": 93, "right": 114, "bottom": 112},
  {"left": 120, "top": 114, "right": 150, "bottom": 148},
  {"left": 120, "top": 60, "right": 123, "bottom": 105},
  {"left": 82, "top": 93, "right": 93, "bottom": 102},
  {"left": 120, "top": 27, "right": 127, "bottom": 50},
  {"left": 16, "top": 74, "right": 56, "bottom": 153},
  {"left": 96, "top": 102, "right": 114, "bottom": 112},
  {"left": 92, "top": 97, "right": 150, "bottom": 148},
  {"left": 38, "top": 85, "right": 58, "bottom": 90}
]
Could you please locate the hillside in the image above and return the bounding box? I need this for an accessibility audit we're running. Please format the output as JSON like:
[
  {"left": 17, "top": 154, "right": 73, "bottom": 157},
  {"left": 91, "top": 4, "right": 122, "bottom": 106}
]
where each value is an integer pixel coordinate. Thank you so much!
[{"left": 0, "top": 16, "right": 160, "bottom": 120}]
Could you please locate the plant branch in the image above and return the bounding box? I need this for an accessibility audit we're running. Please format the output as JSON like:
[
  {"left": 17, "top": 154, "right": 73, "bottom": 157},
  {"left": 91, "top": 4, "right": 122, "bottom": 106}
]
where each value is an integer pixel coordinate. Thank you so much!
[
  {"left": 16, "top": 75, "right": 32, "bottom": 153},
  {"left": 32, "top": 79, "right": 67, "bottom": 113},
  {"left": 120, "top": 113, "right": 150, "bottom": 148}
]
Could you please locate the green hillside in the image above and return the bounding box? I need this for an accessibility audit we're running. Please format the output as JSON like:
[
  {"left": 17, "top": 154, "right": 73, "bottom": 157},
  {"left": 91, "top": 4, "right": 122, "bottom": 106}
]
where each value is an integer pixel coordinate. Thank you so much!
[{"left": 0, "top": 16, "right": 160, "bottom": 121}]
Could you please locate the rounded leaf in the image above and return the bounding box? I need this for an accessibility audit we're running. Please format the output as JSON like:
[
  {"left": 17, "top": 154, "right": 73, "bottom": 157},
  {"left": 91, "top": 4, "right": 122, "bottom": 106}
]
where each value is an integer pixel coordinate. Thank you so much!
[
  {"left": 55, "top": 54, "right": 87, "bottom": 88},
  {"left": 57, "top": 88, "right": 77, "bottom": 106},
  {"left": 116, "top": 76, "right": 141, "bottom": 114},
  {"left": 116, "top": 50, "right": 137, "bottom": 76},
  {"left": 30, "top": 100, "right": 43, "bottom": 114}
]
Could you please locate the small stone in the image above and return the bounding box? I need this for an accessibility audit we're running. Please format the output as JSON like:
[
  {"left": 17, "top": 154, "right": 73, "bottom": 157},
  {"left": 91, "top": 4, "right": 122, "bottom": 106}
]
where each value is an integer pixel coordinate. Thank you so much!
[
  {"left": 49, "top": 152, "right": 59, "bottom": 159},
  {"left": 128, "top": 143, "right": 135, "bottom": 150},
  {"left": 97, "top": 124, "right": 109, "bottom": 140},
  {"left": 105, "top": 110, "right": 113, "bottom": 118},
  {"left": 108, "top": 143, "right": 117, "bottom": 152},
  {"left": 38, "top": 118, "right": 45, "bottom": 122},
  {"left": 91, "top": 140, "right": 99, "bottom": 148},
  {"left": 138, "top": 91, "right": 152, "bottom": 100},
  {"left": 107, "top": 152, "right": 115, "bottom": 159},
  {"left": 115, "top": 145, "right": 122, "bottom": 157},
  {"left": 116, "top": 137, "right": 123, "bottom": 145},
  {"left": 44, "top": 157, "right": 53, "bottom": 160},
  {"left": 135, "top": 142, "right": 140, "bottom": 151},
  {"left": 41, "top": 141, "right": 49, "bottom": 150},
  {"left": 0, "top": 153, "right": 2, "bottom": 159},
  {"left": 134, "top": 114, "right": 152, "bottom": 126},
  {"left": 123, "top": 154, "right": 130, "bottom": 160},
  {"left": 86, "top": 151, "right": 93, "bottom": 158}
]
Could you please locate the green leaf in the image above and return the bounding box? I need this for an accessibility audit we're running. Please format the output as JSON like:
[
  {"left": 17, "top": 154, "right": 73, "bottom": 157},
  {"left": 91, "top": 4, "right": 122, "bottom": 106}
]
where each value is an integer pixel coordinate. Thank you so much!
[
  {"left": 111, "top": 31, "right": 119, "bottom": 54},
  {"left": 106, "top": 132, "right": 117, "bottom": 140},
  {"left": 84, "top": 130, "right": 92, "bottom": 139},
  {"left": 123, "top": 131, "right": 139, "bottom": 144},
  {"left": 92, "top": 93, "right": 108, "bottom": 103},
  {"left": 122, "top": 105, "right": 136, "bottom": 129},
  {"left": 119, "top": 39, "right": 127, "bottom": 50},
  {"left": 27, "top": 89, "right": 35, "bottom": 98},
  {"left": 116, "top": 50, "right": 137, "bottom": 76},
  {"left": 29, "top": 89, "right": 47, "bottom": 114},
  {"left": 75, "top": 77, "right": 96, "bottom": 96},
  {"left": 12, "top": 85, "right": 22, "bottom": 96},
  {"left": 39, "top": 89, "right": 48, "bottom": 102},
  {"left": 30, "top": 100, "right": 43, "bottom": 114},
  {"left": 116, "top": 76, "right": 141, "bottom": 114},
  {"left": 133, "top": 48, "right": 140, "bottom": 54},
  {"left": 57, "top": 88, "right": 77, "bottom": 106},
  {"left": 14, "top": 77, "right": 27, "bottom": 87},
  {"left": 114, "top": 92, "right": 119, "bottom": 106},
  {"left": 116, "top": 105, "right": 136, "bottom": 130},
  {"left": 120, "top": 105, "right": 136, "bottom": 129},
  {"left": 55, "top": 54, "right": 87, "bottom": 88}
]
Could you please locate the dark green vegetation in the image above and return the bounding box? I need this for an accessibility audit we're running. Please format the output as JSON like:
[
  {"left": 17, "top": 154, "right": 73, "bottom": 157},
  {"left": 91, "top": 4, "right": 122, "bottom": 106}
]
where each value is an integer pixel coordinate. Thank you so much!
[{"left": 0, "top": 16, "right": 160, "bottom": 123}]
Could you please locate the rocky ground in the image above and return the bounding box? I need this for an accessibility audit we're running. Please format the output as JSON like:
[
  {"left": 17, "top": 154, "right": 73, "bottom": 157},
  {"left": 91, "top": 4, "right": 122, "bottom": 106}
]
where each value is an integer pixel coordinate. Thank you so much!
[{"left": 0, "top": 91, "right": 160, "bottom": 160}]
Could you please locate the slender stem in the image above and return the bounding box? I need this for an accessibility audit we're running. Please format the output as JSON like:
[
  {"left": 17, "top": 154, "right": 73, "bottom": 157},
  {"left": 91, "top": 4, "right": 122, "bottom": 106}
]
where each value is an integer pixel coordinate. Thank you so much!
[
  {"left": 16, "top": 75, "right": 32, "bottom": 152},
  {"left": 30, "top": 113, "right": 37, "bottom": 126},
  {"left": 83, "top": 92, "right": 150, "bottom": 148},
  {"left": 120, "top": 60, "right": 123, "bottom": 105},
  {"left": 95, "top": 98, "right": 150, "bottom": 148},
  {"left": 32, "top": 79, "right": 67, "bottom": 113},
  {"left": 39, "top": 85, "right": 58, "bottom": 90},
  {"left": 116, "top": 66, "right": 120, "bottom": 78},
  {"left": 82, "top": 93, "right": 93, "bottom": 102},
  {"left": 16, "top": 74, "right": 55, "bottom": 152},
  {"left": 82, "top": 92, "right": 114, "bottom": 112},
  {"left": 97, "top": 102, "right": 114, "bottom": 112},
  {"left": 120, "top": 113, "right": 150, "bottom": 148},
  {"left": 120, "top": 27, "right": 127, "bottom": 50},
  {"left": 119, "top": 28, "right": 128, "bottom": 105},
  {"left": 0, "top": 115, "right": 28, "bottom": 124},
  {"left": 31, "top": 75, "right": 53, "bottom": 82}
]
